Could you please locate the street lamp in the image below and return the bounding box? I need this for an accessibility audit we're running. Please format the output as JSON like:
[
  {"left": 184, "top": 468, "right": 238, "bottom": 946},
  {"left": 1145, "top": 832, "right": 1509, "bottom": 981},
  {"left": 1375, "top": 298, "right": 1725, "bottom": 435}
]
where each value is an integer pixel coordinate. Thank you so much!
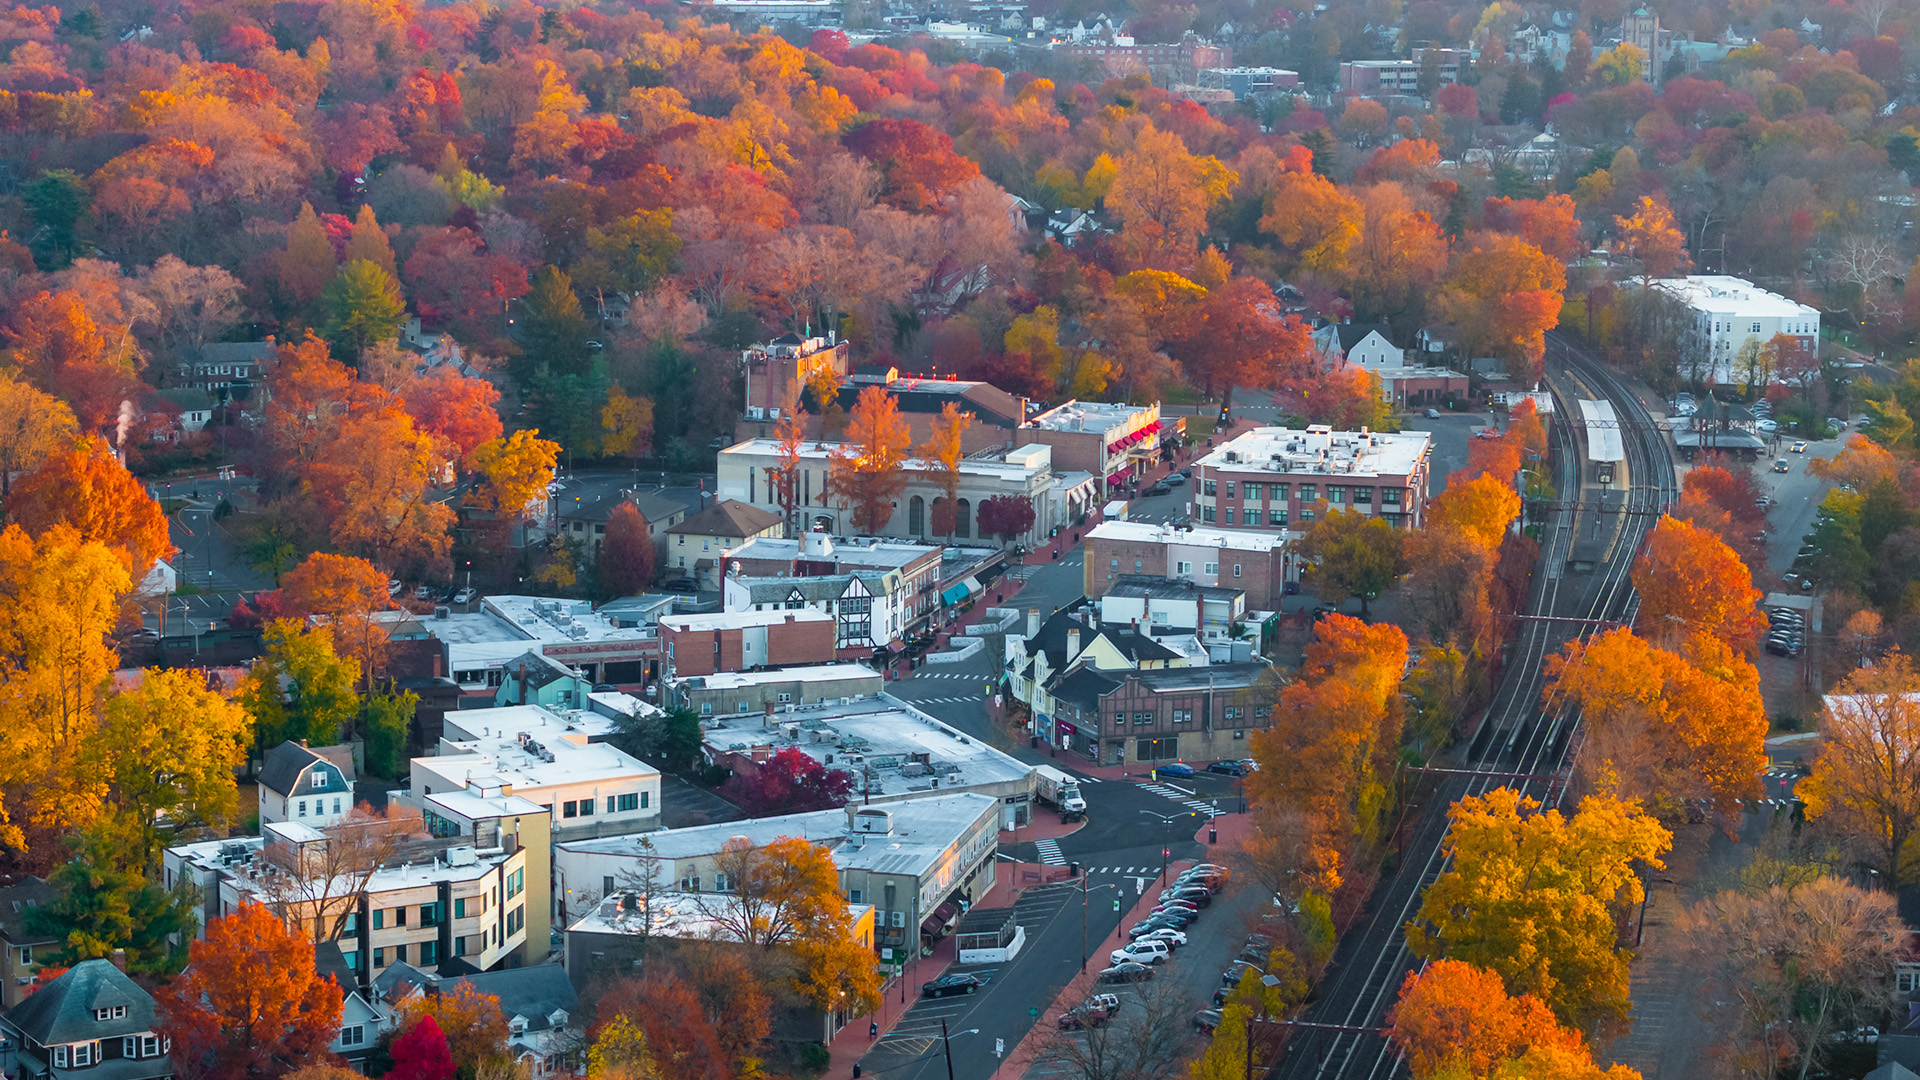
[
  {"left": 938, "top": 1021, "right": 979, "bottom": 1080},
  {"left": 1138, "top": 809, "right": 1200, "bottom": 884}
]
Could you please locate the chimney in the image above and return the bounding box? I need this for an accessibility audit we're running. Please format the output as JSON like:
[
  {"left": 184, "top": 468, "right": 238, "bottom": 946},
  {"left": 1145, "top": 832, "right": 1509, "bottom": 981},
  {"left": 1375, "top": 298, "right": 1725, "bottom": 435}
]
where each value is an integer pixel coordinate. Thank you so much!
[
  {"left": 110, "top": 949, "right": 126, "bottom": 972},
  {"left": 1027, "top": 609, "right": 1041, "bottom": 637},
  {"left": 1067, "top": 628, "right": 1081, "bottom": 661},
  {"left": 518, "top": 660, "right": 528, "bottom": 706}
]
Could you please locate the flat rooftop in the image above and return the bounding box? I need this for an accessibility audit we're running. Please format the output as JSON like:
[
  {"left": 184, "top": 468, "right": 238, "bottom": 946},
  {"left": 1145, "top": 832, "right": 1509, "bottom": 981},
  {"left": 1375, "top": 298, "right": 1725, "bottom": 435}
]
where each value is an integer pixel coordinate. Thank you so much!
[
  {"left": 1087, "top": 520, "right": 1292, "bottom": 552},
  {"left": 558, "top": 792, "right": 1000, "bottom": 878},
  {"left": 569, "top": 890, "right": 873, "bottom": 943},
  {"left": 1196, "top": 425, "right": 1430, "bottom": 478},
  {"left": 682, "top": 663, "right": 882, "bottom": 690},
  {"left": 702, "top": 697, "right": 1032, "bottom": 797},
  {"left": 659, "top": 609, "right": 835, "bottom": 632},
  {"left": 722, "top": 440, "right": 1056, "bottom": 482},
  {"left": 419, "top": 727, "right": 658, "bottom": 793},
  {"left": 724, "top": 537, "right": 941, "bottom": 571},
  {"left": 1025, "top": 400, "right": 1155, "bottom": 433},
  {"left": 443, "top": 703, "right": 620, "bottom": 745},
  {"left": 1654, "top": 275, "right": 1819, "bottom": 319}
]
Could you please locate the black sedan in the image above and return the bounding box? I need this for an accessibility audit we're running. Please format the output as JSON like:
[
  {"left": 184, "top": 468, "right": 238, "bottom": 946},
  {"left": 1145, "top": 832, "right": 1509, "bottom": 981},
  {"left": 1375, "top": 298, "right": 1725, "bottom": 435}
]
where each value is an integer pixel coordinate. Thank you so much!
[
  {"left": 1207, "top": 760, "right": 1248, "bottom": 777},
  {"left": 1098, "top": 962, "right": 1156, "bottom": 984},
  {"left": 921, "top": 973, "right": 986, "bottom": 998}
]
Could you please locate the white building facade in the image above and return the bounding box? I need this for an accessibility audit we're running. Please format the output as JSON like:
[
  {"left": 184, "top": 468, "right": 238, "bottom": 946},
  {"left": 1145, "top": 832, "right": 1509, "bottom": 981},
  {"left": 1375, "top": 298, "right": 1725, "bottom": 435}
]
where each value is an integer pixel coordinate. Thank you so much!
[{"left": 1654, "top": 275, "right": 1821, "bottom": 386}]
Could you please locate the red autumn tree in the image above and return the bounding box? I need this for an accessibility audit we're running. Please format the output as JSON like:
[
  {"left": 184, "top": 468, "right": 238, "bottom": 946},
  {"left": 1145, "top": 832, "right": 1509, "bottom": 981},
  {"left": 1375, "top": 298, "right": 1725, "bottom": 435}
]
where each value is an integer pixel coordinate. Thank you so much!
[
  {"left": 389, "top": 1015, "right": 455, "bottom": 1080},
  {"left": 593, "top": 973, "right": 729, "bottom": 1080},
  {"left": 6, "top": 436, "right": 171, "bottom": 577},
  {"left": 1482, "top": 194, "right": 1586, "bottom": 262},
  {"left": 721, "top": 746, "right": 856, "bottom": 816},
  {"left": 1631, "top": 516, "right": 1766, "bottom": 652},
  {"left": 598, "top": 502, "right": 656, "bottom": 597},
  {"left": 841, "top": 118, "right": 982, "bottom": 211},
  {"left": 1167, "top": 277, "right": 1318, "bottom": 399},
  {"left": 159, "top": 903, "right": 345, "bottom": 1080},
  {"left": 976, "top": 495, "right": 1036, "bottom": 542},
  {"left": 400, "top": 366, "right": 504, "bottom": 463},
  {"left": 401, "top": 227, "right": 531, "bottom": 347}
]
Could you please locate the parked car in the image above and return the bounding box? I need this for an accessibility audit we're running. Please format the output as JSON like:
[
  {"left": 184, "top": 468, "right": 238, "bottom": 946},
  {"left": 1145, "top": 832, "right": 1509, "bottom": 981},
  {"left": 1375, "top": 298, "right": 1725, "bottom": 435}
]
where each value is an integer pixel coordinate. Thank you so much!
[
  {"left": 413, "top": 585, "right": 434, "bottom": 600},
  {"left": 1139, "top": 928, "right": 1188, "bottom": 948},
  {"left": 1757, "top": 418, "right": 1779, "bottom": 433},
  {"left": 1207, "top": 760, "right": 1248, "bottom": 777},
  {"left": 1222, "top": 961, "right": 1264, "bottom": 985},
  {"left": 1156, "top": 762, "right": 1196, "bottom": 778},
  {"left": 1147, "top": 905, "right": 1198, "bottom": 925},
  {"left": 387, "top": 579, "right": 404, "bottom": 597},
  {"left": 1057, "top": 994, "right": 1121, "bottom": 1030},
  {"left": 1129, "top": 916, "right": 1189, "bottom": 938},
  {"left": 1159, "top": 886, "right": 1212, "bottom": 907},
  {"left": 1146, "top": 483, "right": 1171, "bottom": 497},
  {"left": 453, "top": 587, "right": 477, "bottom": 604},
  {"left": 1193, "top": 1010, "right": 1225, "bottom": 1034},
  {"left": 1211, "top": 986, "right": 1233, "bottom": 1007},
  {"left": 1165, "top": 472, "right": 1188, "bottom": 485},
  {"left": 1424, "top": 408, "right": 1441, "bottom": 419},
  {"left": 921, "top": 974, "right": 986, "bottom": 998},
  {"left": 1110, "top": 940, "right": 1170, "bottom": 966},
  {"left": 1098, "top": 962, "right": 1155, "bottom": 984},
  {"left": 1475, "top": 427, "right": 1502, "bottom": 440}
]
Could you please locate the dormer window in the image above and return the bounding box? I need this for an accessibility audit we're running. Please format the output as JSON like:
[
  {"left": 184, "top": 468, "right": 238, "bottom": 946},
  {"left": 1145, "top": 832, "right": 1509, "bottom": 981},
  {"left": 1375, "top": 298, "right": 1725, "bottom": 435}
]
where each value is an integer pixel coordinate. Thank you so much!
[
  {"left": 312, "top": 768, "right": 329, "bottom": 790},
  {"left": 94, "top": 1006, "right": 126, "bottom": 1021}
]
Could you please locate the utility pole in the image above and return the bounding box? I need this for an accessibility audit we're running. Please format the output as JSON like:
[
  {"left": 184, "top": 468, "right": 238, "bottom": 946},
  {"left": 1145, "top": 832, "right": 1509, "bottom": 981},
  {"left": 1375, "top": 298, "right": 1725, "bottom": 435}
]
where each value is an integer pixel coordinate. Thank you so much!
[{"left": 940, "top": 1019, "right": 957, "bottom": 1080}]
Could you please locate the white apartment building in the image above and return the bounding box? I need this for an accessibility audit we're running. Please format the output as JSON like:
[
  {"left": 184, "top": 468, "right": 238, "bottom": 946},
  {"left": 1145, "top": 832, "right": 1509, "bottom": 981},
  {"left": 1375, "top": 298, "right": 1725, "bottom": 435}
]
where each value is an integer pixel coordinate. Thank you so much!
[
  {"left": 1653, "top": 275, "right": 1821, "bottom": 385},
  {"left": 404, "top": 705, "right": 661, "bottom": 840},
  {"left": 1190, "top": 425, "right": 1434, "bottom": 530}
]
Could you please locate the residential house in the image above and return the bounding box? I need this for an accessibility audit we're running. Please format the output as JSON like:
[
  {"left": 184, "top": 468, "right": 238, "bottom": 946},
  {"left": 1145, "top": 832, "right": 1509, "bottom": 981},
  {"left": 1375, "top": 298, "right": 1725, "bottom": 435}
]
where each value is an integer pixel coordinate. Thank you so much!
[
  {"left": 492, "top": 651, "right": 593, "bottom": 710},
  {"left": 0, "top": 877, "right": 56, "bottom": 1008},
  {"left": 178, "top": 341, "right": 275, "bottom": 396},
  {"left": 1044, "top": 662, "right": 1274, "bottom": 765},
  {"left": 546, "top": 476, "right": 701, "bottom": 567},
  {"left": 318, "top": 942, "right": 393, "bottom": 1065},
  {"left": 1312, "top": 325, "right": 1468, "bottom": 408},
  {"left": 664, "top": 501, "right": 784, "bottom": 589},
  {"left": 0, "top": 960, "right": 172, "bottom": 1080},
  {"left": 443, "top": 966, "right": 582, "bottom": 1080},
  {"left": 259, "top": 740, "right": 358, "bottom": 829}
]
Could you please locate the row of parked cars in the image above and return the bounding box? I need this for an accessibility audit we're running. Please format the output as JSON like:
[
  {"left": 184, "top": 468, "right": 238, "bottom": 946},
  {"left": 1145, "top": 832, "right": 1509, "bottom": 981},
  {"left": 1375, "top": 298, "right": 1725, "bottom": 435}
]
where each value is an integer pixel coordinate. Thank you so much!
[
  {"left": 1088, "top": 864, "right": 1229, "bottom": 989},
  {"left": 1765, "top": 605, "right": 1804, "bottom": 658}
]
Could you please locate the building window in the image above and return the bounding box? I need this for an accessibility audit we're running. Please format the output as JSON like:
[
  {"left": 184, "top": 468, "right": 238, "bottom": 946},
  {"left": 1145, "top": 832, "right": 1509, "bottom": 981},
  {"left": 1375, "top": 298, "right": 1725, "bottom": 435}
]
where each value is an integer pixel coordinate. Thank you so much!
[
  {"left": 1244, "top": 482, "right": 1262, "bottom": 500},
  {"left": 340, "top": 1026, "right": 365, "bottom": 1048},
  {"left": 1176, "top": 561, "right": 1192, "bottom": 575},
  {"left": 1110, "top": 559, "right": 1119, "bottom": 575},
  {"left": 1301, "top": 508, "right": 1315, "bottom": 521},
  {"left": 1900, "top": 968, "right": 1920, "bottom": 993},
  {"left": 140, "top": 1036, "right": 159, "bottom": 1058},
  {"left": 1328, "top": 485, "right": 1346, "bottom": 503},
  {"left": 1352, "top": 487, "right": 1373, "bottom": 504},
  {"left": 1275, "top": 484, "right": 1289, "bottom": 500},
  {"left": 1225, "top": 508, "right": 1234, "bottom": 524},
  {"left": 617, "top": 793, "right": 641, "bottom": 812},
  {"left": 1269, "top": 508, "right": 1288, "bottom": 526},
  {"left": 777, "top": 693, "right": 792, "bottom": 703},
  {"left": 372, "top": 909, "right": 384, "bottom": 930},
  {"left": 1202, "top": 506, "right": 1215, "bottom": 522},
  {"left": 1751, "top": 321, "right": 1762, "bottom": 333},
  {"left": 394, "top": 906, "right": 407, "bottom": 927},
  {"left": 1383, "top": 489, "right": 1403, "bottom": 505},
  {"left": 1203, "top": 479, "right": 1217, "bottom": 495},
  {"left": 18, "top": 945, "right": 29, "bottom": 966},
  {"left": 1300, "top": 484, "right": 1316, "bottom": 502},
  {"left": 1233, "top": 564, "right": 1242, "bottom": 578},
  {"left": 297, "top": 800, "right": 307, "bottom": 817},
  {"left": 454, "top": 898, "right": 468, "bottom": 919},
  {"left": 1204, "top": 562, "right": 1218, "bottom": 576},
  {"left": 1134, "top": 560, "right": 1143, "bottom": 572},
  {"left": 54, "top": 1047, "right": 66, "bottom": 1068},
  {"left": 334, "top": 797, "right": 342, "bottom": 814},
  {"left": 1224, "top": 482, "right": 1235, "bottom": 498},
  {"left": 421, "top": 903, "right": 441, "bottom": 926},
  {"left": 312, "top": 768, "right": 329, "bottom": 789},
  {"left": 563, "top": 801, "right": 578, "bottom": 818},
  {"left": 420, "top": 940, "right": 439, "bottom": 967},
  {"left": 94, "top": 1006, "right": 126, "bottom": 1022}
]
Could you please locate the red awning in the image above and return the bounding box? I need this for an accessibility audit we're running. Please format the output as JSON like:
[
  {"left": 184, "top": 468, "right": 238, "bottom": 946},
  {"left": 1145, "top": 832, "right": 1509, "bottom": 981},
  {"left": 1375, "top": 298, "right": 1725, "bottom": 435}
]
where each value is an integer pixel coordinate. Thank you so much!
[{"left": 1107, "top": 472, "right": 1129, "bottom": 484}]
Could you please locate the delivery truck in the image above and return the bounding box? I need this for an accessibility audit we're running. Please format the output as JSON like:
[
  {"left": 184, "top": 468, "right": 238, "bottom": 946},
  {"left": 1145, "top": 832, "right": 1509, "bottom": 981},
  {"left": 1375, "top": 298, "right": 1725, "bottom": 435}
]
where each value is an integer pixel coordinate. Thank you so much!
[{"left": 1034, "top": 765, "right": 1088, "bottom": 821}]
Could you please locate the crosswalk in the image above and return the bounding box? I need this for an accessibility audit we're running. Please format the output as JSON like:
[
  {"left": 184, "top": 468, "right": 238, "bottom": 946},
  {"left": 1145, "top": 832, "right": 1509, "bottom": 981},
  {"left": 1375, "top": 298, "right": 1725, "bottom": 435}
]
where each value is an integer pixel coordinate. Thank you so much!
[
  {"left": 1034, "top": 837, "right": 1065, "bottom": 865},
  {"left": 1139, "top": 782, "right": 1220, "bottom": 816},
  {"left": 1743, "top": 766, "right": 1804, "bottom": 808},
  {"left": 912, "top": 671, "right": 980, "bottom": 681},
  {"left": 909, "top": 694, "right": 984, "bottom": 706},
  {"left": 1079, "top": 865, "right": 1176, "bottom": 876}
]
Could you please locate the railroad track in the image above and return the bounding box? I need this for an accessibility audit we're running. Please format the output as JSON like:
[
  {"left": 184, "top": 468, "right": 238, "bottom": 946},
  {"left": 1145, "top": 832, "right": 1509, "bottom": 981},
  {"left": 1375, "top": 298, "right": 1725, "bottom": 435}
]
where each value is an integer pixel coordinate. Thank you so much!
[{"left": 1267, "top": 335, "right": 1679, "bottom": 1079}]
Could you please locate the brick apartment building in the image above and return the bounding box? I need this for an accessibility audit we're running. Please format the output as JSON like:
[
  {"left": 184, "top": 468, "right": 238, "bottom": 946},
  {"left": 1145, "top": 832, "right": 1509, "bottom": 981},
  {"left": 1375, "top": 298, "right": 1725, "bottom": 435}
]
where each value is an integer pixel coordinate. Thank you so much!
[
  {"left": 1190, "top": 425, "right": 1432, "bottom": 531},
  {"left": 657, "top": 609, "right": 837, "bottom": 680},
  {"left": 1058, "top": 33, "right": 1230, "bottom": 82},
  {"left": 1084, "top": 521, "right": 1293, "bottom": 609},
  {"left": 742, "top": 333, "right": 850, "bottom": 421},
  {"left": 736, "top": 364, "right": 1031, "bottom": 455}
]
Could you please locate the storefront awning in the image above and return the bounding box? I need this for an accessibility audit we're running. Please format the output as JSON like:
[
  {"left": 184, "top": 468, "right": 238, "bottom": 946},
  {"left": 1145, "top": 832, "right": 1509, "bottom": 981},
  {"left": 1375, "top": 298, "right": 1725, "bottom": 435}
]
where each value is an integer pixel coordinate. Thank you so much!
[
  {"left": 939, "top": 580, "right": 975, "bottom": 606},
  {"left": 921, "top": 900, "right": 961, "bottom": 937}
]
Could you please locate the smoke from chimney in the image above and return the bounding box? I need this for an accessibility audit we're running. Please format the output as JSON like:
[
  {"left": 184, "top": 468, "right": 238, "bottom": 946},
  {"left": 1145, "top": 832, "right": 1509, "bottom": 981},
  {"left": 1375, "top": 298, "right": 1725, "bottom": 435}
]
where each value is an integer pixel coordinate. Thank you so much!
[{"left": 115, "top": 399, "right": 135, "bottom": 447}]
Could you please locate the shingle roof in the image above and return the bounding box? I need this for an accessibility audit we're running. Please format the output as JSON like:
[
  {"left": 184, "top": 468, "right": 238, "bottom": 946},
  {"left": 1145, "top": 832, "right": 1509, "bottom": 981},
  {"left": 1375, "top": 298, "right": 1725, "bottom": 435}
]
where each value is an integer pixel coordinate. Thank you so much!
[
  {"left": 259, "top": 741, "right": 355, "bottom": 798},
  {"left": 1046, "top": 666, "right": 1121, "bottom": 712},
  {"left": 668, "top": 499, "right": 783, "bottom": 540},
  {"left": 444, "top": 965, "right": 578, "bottom": 1033},
  {"left": 1328, "top": 323, "right": 1393, "bottom": 354},
  {"left": 4, "top": 960, "right": 155, "bottom": 1046},
  {"left": 0, "top": 878, "right": 56, "bottom": 946},
  {"left": 506, "top": 651, "right": 580, "bottom": 692}
]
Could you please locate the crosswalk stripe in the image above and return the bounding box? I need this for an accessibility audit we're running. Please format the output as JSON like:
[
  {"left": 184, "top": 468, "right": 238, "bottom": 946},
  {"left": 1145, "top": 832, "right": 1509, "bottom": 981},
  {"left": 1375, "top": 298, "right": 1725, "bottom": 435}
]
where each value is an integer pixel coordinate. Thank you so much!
[{"left": 1034, "top": 838, "right": 1065, "bottom": 866}]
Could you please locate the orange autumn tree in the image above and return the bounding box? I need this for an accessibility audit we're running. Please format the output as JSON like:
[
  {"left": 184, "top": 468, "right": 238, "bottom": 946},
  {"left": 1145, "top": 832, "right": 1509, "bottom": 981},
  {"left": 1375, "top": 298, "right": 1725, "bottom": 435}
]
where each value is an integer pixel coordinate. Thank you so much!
[
  {"left": 6, "top": 436, "right": 171, "bottom": 578},
  {"left": 5, "top": 289, "right": 142, "bottom": 430},
  {"left": 1481, "top": 193, "right": 1587, "bottom": 263},
  {"left": 1797, "top": 653, "right": 1920, "bottom": 886},
  {"left": 918, "top": 401, "right": 972, "bottom": 538},
  {"left": 1631, "top": 516, "right": 1767, "bottom": 652},
  {"left": 1613, "top": 196, "right": 1692, "bottom": 285},
  {"left": 1259, "top": 168, "right": 1362, "bottom": 278},
  {"left": 1247, "top": 614, "right": 1409, "bottom": 892},
  {"left": 1437, "top": 234, "right": 1567, "bottom": 386},
  {"left": 160, "top": 902, "right": 345, "bottom": 1080},
  {"left": 829, "top": 385, "right": 911, "bottom": 533},
  {"left": 1388, "top": 960, "right": 1606, "bottom": 1080},
  {"left": 1545, "top": 627, "right": 1766, "bottom": 822},
  {"left": 400, "top": 366, "right": 504, "bottom": 464},
  {"left": 277, "top": 552, "right": 392, "bottom": 687}
]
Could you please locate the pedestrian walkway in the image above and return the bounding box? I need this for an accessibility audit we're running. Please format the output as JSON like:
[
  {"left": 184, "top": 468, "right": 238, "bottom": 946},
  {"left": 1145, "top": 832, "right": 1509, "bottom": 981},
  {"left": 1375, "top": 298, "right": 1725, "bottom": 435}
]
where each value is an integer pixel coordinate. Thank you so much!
[
  {"left": 1138, "top": 782, "right": 1221, "bottom": 817},
  {"left": 1033, "top": 838, "right": 1065, "bottom": 866}
]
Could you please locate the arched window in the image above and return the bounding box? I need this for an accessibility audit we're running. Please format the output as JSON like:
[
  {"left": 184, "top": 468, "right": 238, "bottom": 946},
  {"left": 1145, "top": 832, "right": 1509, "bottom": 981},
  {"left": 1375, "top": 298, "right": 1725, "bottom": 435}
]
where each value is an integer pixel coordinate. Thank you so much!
[
  {"left": 908, "top": 496, "right": 925, "bottom": 536},
  {"left": 955, "top": 499, "right": 972, "bottom": 539}
]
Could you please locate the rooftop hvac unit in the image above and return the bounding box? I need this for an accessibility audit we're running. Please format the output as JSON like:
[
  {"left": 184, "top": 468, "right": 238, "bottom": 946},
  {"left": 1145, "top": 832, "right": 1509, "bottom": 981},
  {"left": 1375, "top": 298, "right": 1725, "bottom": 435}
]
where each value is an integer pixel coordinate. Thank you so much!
[{"left": 434, "top": 606, "right": 451, "bottom": 619}]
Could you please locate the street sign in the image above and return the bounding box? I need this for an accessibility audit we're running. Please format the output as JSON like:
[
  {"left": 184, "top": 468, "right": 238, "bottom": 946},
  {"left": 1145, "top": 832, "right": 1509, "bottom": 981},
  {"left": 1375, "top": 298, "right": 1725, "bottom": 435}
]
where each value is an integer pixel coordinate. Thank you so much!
[
  {"left": 996, "top": 1039, "right": 1005, "bottom": 1058},
  {"left": 1134, "top": 877, "right": 1144, "bottom": 895},
  {"left": 1029, "top": 1007, "right": 1039, "bottom": 1019},
  {"left": 1162, "top": 848, "right": 1170, "bottom": 858},
  {"left": 1112, "top": 899, "right": 1120, "bottom": 911}
]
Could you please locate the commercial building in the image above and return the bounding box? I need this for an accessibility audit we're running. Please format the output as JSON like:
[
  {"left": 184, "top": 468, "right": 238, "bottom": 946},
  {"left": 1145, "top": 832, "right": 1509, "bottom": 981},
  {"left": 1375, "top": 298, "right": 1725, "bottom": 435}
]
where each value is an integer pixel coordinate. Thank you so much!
[
  {"left": 658, "top": 608, "right": 838, "bottom": 679},
  {"left": 164, "top": 810, "right": 548, "bottom": 983},
  {"left": 390, "top": 596, "right": 660, "bottom": 702},
  {"left": 1022, "top": 400, "right": 1167, "bottom": 494},
  {"left": 738, "top": 365, "right": 1030, "bottom": 455},
  {"left": 405, "top": 705, "right": 662, "bottom": 840},
  {"left": 1084, "top": 520, "right": 1294, "bottom": 609},
  {"left": 1044, "top": 662, "right": 1273, "bottom": 765},
  {"left": 672, "top": 663, "right": 885, "bottom": 718},
  {"left": 1196, "top": 66, "right": 1299, "bottom": 98},
  {"left": 664, "top": 500, "right": 785, "bottom": 589},
  {"left": 742, "top": 333, "right": 850, "bottom": 421},
  {"left": 1338, "top": 48, "right": 1466, "bottom": 94},
  {"left": 1189, "top": 425, "right": 1433, "bottom": 530},
  {"left": 716, "top": 440, "right": 1096, "bottom": 547},
  {"left": 1652, "top": 275, "right": 1820, "bottom": 386},
  {"left": 700, "top": 699, "right": 1036, "bottom": 825},
  {"left": 554, "top": 793, "right": 1000, "bottom": 959},
  {"left": 725, "top": 533, "right": 949, "bottom": 633},
  {"left": 722, "top": 567, "right": 913, "bottom": 653},
  {"left": 1097, "top": 576, "right": 1249, "bottom": 645},
  {"left": 1056, "top": 33, "right": 1229, "bottom": 82}
]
